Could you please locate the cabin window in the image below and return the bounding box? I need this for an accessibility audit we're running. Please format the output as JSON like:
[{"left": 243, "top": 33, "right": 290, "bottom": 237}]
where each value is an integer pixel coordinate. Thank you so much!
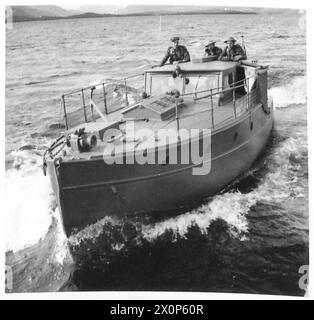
[
  {"left": 223, "top": 68, "right": 247, "bottom": 96},
  {"left": 223, "top": 73, "right": 234, "bottom": 89},
  {"left": 184, "top": 75, "right": 219, "bottom": 96},
  {"left": 150, "top": 75, "right": 183, "bottom": 95}
]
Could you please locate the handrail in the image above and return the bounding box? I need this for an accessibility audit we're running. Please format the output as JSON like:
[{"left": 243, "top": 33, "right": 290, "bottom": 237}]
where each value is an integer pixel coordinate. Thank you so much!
[
  {"left": 61, "top": 68, "right": 259, "bottom": 130},
  {"left": 181, "top": 73, "right": 255, "bottom": 97},
  {"left": 61, "top": 73, "right": 144, "bottom": 129},
  {"left": 190, "top": 82, "right": 247, "bottom": 100},
  {"left": 62, "top": 73, "right": 144, "bottom": 97},
  {"left": 61, "top": 70, "right": 255, "bottom": 99}
]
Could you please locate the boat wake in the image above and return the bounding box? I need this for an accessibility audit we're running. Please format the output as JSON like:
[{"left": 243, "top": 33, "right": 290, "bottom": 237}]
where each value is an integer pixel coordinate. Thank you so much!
[
  {"left": 5, "top": 150, "right": 54, "bottom": 252},
  {"left": 5, "top": 149, "right": 74, "bottom": 292},
  {"left": 269, "top": 76, "right": 306, "bottom": 108}
]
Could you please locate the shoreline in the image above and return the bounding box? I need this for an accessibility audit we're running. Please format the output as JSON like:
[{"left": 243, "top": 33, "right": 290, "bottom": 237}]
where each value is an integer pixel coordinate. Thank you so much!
[{"left": 11, "top": 11, "right": 258, "bottom": 23}]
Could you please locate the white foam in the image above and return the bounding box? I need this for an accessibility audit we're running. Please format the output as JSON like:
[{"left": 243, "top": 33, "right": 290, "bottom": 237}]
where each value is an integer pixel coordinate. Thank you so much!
[
  {"left": 69, "top": 190, "right": 254, "bottom": 247},
  {"left": 142, "top": 192, "right": 253, "bottom": 242},
  {"left": 68, "top": 216, "right": 117, "bottom": 246},
  {"left": 269, "top": 76, "right": 307, "bottom": 108},
  {"left": 51, "top": 207, "right": 71, "bottom": 265},
  {"left": 5, "top": 151, "right": 54, "bottom": 252}
]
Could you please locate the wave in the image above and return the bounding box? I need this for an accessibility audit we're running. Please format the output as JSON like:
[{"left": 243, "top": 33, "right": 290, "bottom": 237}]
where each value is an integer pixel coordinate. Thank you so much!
[
  {"left": 48, "top": 71, "right": 81, "bottom": 79},
  {"left": 5, "top": 147, "right": 73, "bottom": 292},
  {"left": 271, "top": 33, "right": 290, "bottom": 39},
  {"left": 69, "top": 190, "right": 252, "bottom": 251},
  {"left": 18, "top": 144, "right": 37, "bottom": 151},
  {"left": 25, "top": 80, "right": 48, "bottom": 86},
  {"left": 269, "top": 76, "right": 306, "bottom": 108},
  {"left": 142, "top": 192, "right": 252, "bottom": 241},
  {"left": 24, "top": 71, "right": 82, "bottom": 86},
  {"left": 5, "top": 150, "right": 55, "bottom": 252}
]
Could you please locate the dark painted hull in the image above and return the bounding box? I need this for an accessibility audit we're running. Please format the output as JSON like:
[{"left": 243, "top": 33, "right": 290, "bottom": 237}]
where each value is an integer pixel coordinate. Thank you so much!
[{"left": 48, "top": 104, "right": 274, "bottom": 236}]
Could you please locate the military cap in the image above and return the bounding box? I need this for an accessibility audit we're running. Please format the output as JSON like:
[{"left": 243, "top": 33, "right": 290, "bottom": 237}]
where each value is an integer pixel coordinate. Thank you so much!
[
  {"left": 170, "top": 36, "right": 180, "bottom": 42},
  {"left": 224, "top": 36, "right": 236, "bottom": 43},
  {"left": 205, "top": 40, "right": 216, "bottom": 47}
]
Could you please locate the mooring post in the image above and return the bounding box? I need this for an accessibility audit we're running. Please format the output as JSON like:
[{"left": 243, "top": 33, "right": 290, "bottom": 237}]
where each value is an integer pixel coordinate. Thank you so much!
[
  {"left": 247, "top": 77, "right": 250, "bottom": 110},
  {"left": 102, "top": 83, "right": 108, "bottom": 114},
  {"left": 232, "top": 72, "right": 236, "bottom": 118},
  {"left": 124, "top": 78, "right": 129, "bottom": 106},
  {"left": 90, "top": 87, "right": 95, "bottom": 121},
  {"left": 62, "top": 95, "right": 68, "bottom": 129},
  {"left": 81, "top": 89, "right": 87, "bottom": 122},
  {"left": 144, "top": 72, "right": 147, "bottom": 93},
  {"left": 210, "top": 89, "right": 214, "bottom": 128},
  {"left": 175, "top": 98, "right": 180, "bottom": 132}
]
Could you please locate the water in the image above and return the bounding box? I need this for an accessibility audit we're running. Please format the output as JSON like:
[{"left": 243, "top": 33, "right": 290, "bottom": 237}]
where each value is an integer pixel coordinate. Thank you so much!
[{"left": 5, "top": 12, "right": 308, "bottom": 295}]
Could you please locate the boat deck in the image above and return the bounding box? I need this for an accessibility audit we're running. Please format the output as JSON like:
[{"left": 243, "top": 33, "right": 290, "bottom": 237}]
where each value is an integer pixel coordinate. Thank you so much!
[{"left": 63, "top": 92, "right": 252, "bottom": 161}]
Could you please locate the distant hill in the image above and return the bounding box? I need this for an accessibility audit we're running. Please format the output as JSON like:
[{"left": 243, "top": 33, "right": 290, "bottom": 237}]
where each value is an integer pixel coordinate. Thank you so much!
[
  {"left": 64, "top": 12, "right": 113, "bottom": 19},
  {"left": 29, "top": 5, "right": 70, "bottom": 17},
  {"left": 11, "top": 5, "right": 71, "bottom": 20},
  {"left": 120, "top": 9, "right": 258, "bottom": 16},
  {"left": 117, "top": 5, "right": 297, "bottom": 15},
  {"left": 7, "top": 5, "right": 299, "bottom": 23}
]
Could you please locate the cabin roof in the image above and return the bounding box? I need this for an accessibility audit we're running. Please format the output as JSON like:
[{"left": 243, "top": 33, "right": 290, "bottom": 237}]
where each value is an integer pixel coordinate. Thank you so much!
[{"left": 146, "top": 61, "right": 238, "bottom": 74}]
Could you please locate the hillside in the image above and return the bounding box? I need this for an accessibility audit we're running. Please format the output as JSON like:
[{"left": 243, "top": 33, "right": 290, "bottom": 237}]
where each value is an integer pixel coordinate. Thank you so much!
[
  {"left": 11, "top": 5, "right": 70, "bottom": 20},
  {"left": 116, "top": 5, "right": 297, "bottom": 15},
  {"left": 7, "top": 5, "right": 299, "bottom": 23}
]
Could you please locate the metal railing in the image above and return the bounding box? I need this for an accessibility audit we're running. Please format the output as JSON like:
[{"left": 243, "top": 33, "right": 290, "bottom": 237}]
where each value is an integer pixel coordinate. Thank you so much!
[
  {"left": 180, "top": 74, "right": 257, "bottom": 128},
  {"left": 61, "top": 73, "right": 144, "bottom": 129},
  {"left": 60, "top": 71, "right": 259, "bottom": 130}
]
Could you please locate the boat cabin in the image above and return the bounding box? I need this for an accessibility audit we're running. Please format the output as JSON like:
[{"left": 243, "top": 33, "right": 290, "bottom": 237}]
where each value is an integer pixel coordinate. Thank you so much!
[
  {"left": 59, "top": 58, "right": 267, "bottom": 149},
  {"left": 143, "top": 60, "right": 251, "bottom": 106}
]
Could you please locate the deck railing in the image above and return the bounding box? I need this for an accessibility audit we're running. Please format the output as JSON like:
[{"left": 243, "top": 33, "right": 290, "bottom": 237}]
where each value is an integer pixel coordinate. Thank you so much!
[
  {"left": 60, "top": 72, "right": 258, "bottom": 130},
  {"left": 180, "top": 74, "right": 257, "bottom": 128},
  {"left": 61, "top": 73, "right": 144, "bottom": 129}
]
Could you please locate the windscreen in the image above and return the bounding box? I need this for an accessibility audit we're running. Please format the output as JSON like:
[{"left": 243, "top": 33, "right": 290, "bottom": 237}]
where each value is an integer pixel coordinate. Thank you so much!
[
  {"left": 149, "top": 74, "right": 219, "bottom": 98},
  {"left": 150, "top": 75, "right": 183, "bottom": 95},
  {"left": 184, "top": 75, "right": 219, "bottom": 96}
]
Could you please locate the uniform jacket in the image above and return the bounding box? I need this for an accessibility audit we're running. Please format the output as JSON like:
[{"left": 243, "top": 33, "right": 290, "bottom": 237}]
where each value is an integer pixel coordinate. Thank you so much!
[
  {"left": 160, "top": 45, "right": 191, "bottom": 66},
  {"left": 218, "top": 44, "right": 247, "bottom": 61},
  {"left": 204, "top": 46, "right": 222, "bottom": 57}
]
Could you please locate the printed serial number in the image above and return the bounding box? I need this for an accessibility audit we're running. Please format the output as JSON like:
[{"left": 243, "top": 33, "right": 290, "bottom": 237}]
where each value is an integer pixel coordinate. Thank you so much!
[{"left": 154, "top": 304, "right": 204, "bottom": 315}]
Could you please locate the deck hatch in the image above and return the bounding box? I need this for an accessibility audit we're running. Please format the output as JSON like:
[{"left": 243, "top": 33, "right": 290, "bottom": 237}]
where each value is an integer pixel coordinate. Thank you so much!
[{"left": 122, "top": 95, "right": 177, "bottom": 121}]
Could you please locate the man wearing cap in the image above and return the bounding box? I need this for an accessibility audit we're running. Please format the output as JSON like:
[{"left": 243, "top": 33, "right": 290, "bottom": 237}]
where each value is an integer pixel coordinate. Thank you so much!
[
  {"left": 160, "top": 37, "right": 191, "bottom": 66},
  {"left": 218, "top": 37, "right": 247, "bottom": 61},
  {"left": 204, "top": 41, "right": 222, "bottom": 57}
]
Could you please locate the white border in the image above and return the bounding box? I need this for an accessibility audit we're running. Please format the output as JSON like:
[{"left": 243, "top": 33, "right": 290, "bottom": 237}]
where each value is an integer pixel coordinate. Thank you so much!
[{"left": 1, "top": 0, "right": 312, "bottom": 300}]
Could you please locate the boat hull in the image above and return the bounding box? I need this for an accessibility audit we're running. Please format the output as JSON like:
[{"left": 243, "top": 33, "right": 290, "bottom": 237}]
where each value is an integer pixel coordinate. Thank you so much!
[{"left": 48, "top": 104, "right": 274, "bottom": 236}]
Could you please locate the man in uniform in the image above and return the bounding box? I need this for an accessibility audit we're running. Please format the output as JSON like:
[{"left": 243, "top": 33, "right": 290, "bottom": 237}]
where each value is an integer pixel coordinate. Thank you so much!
[
  {"left": 160, "top": 36, "right": 191, "bottom": 66},
  {"left": 204, "top": 40, "right": 222, "bottom": 57},
  {"left": 218, "top": 37, "right": 247, "bottom": 61}
]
